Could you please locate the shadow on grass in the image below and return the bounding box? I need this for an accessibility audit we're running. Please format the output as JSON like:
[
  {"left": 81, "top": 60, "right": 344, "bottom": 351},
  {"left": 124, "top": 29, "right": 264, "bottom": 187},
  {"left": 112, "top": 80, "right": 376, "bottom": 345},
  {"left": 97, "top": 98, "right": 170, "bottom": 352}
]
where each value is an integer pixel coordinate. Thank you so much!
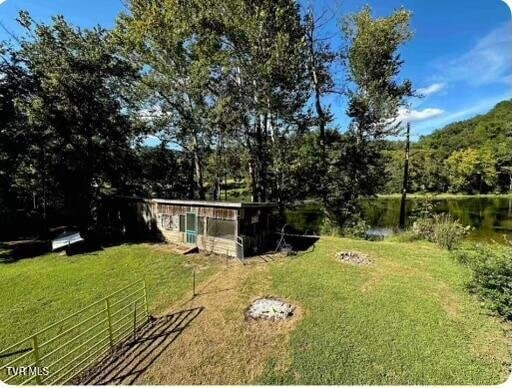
[
  {"left": 0, "top": 234, "right": 168, "bottom": 264},
  {"left": 0, "top": 240, "right": 51, "bottom": 264},
  {"left": 74, "top": 307, "right": 204, "bottom": 385},
  {"left": 0, "top": 240, "right": 105, "bottom": 264}
]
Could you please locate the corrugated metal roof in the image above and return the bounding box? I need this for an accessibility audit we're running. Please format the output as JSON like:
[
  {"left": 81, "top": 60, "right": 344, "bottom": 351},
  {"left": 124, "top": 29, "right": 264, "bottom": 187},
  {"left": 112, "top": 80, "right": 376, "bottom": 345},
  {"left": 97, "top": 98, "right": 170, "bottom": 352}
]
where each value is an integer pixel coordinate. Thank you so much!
[
  {"left": 116, "top": 196, "right": 276, "bottom": 209},
  {"left": 150, "top": 198, "right": 276, "bottom": 209}
]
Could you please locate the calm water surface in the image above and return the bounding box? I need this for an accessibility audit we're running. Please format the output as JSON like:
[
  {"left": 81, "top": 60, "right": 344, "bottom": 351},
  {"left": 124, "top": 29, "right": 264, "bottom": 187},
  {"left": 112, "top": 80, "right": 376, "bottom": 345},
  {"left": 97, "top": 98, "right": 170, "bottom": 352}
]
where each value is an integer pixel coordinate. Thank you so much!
[{"left": 286, "top": 196, "right": 512, "bottom": 243}]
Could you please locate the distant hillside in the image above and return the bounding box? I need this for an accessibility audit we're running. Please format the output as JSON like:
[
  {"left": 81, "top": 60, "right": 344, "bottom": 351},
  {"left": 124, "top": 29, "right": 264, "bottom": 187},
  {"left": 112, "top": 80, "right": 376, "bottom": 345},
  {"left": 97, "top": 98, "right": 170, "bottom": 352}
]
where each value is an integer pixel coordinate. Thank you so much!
[
  {"left": 384, "top": 100, "right": 512, "bottom": 194},
  {"left": 418, "top": 100, "right": 512, "bottom": 157}
]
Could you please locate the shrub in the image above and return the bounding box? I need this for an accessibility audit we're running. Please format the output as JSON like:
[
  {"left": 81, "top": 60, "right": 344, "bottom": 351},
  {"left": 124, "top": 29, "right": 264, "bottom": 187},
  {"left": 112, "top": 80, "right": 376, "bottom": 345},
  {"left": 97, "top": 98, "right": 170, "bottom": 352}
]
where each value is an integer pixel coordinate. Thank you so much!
[
  {"left": 412, "top": 214, "right": 471, "bottom": 250},
  {"left": 320, "top": 218, "right": 342, "bottom": 237},
  {"left": 456, "top": 244, "right": 512, "bottom": 320},
  {"left": 321, "top": 216, "right": 369, "bottom": 239},
  {"left": 342, "top": 217, "right": 370, "bottom": 239}
]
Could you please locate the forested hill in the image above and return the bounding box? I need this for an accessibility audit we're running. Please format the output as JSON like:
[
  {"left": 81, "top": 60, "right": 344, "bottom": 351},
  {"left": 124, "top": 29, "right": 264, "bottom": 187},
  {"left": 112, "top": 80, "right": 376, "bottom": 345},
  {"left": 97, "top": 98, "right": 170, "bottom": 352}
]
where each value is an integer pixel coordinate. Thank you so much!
[
  {"left": 418, "top": 100, "right": 512, "bottom": 157},
  {"left": 385, "top": 100, "right": 512, "bottom": 194}
]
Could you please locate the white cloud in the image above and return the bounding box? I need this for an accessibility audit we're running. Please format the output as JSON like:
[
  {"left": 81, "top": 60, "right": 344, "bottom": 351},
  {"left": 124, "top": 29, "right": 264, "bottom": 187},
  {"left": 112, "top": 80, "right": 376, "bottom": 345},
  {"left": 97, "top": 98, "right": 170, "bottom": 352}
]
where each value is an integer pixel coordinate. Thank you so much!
[
  {"left": 417, "top": 83, "right": 446, "bottom": 97},
  {"left": 397, "top": 108, "right": 444, "bottom": 124},
  {"left": 437, "top": 22, "right": 512, "bottom": 86},
  {"left": 0, "top": 0, "right": 6, "bottom": 5}
]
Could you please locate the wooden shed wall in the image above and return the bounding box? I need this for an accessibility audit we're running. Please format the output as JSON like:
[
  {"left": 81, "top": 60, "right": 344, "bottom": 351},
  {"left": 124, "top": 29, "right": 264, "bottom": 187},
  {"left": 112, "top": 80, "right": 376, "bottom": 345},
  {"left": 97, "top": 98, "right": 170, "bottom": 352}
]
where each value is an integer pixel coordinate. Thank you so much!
[
  {"left": 109, "top": 199, "right": 276, "bottom": 257},
  {"left": 156, "top": 204, "right": 237, "bottom": 220}
]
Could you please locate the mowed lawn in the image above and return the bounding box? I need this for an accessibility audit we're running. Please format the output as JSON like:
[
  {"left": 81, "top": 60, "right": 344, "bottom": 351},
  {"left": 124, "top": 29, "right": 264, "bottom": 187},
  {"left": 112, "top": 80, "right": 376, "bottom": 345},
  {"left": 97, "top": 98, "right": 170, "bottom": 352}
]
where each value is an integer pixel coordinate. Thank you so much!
[
  {"left": 0, "top": 244, "right": 221, "bottom": 349},
  {"left": 0, "top": 238, "right": 510, "bottom": 385},
  {"left": 260, "top": 237, "right": 511, "bottom": 385}
]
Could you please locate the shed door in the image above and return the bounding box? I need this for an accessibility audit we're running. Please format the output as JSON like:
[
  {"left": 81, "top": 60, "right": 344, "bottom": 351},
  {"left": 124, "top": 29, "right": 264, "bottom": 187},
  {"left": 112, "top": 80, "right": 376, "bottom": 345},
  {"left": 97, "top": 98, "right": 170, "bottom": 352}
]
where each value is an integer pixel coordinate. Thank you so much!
[{"left": 185, "top": 212, "right": 197, "bottom": 245}]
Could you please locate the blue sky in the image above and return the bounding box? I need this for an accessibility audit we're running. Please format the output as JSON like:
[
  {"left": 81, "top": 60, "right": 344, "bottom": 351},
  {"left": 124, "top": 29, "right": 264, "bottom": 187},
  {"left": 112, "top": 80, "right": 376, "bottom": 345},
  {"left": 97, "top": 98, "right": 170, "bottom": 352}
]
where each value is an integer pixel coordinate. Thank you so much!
[{"left": 0, "top": 0, "right": 511, "bottom": 140}]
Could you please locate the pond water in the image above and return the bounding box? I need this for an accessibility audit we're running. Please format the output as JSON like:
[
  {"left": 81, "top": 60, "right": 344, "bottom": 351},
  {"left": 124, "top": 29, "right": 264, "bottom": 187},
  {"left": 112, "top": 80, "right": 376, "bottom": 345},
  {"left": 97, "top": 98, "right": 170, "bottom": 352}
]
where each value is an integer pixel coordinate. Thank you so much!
[{"left": 286, "top": 196, "right": 512, "bottom": 243}]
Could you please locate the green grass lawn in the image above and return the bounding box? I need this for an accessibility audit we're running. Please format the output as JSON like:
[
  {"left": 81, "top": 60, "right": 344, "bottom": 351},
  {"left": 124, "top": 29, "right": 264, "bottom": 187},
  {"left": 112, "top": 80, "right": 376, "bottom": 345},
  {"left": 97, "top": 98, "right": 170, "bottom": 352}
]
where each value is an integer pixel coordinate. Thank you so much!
[
  {"left": 258, "top": 237, "right": 511, "bottom": 384},
  {"left": 0, "top": 239, "right": 510, "bottom": 385},
  {"left": 0, "top": 244, "right": 220, "bottom": 350}
]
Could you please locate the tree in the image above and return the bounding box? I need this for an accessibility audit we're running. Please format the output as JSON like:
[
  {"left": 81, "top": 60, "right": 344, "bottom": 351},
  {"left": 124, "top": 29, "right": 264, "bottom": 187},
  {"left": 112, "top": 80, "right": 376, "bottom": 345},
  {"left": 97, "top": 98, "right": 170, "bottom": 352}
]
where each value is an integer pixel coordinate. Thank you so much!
[
  {"left": 445, "top": 148, "right": 497, "bottom": 193},
  {"left": 399, "top": 123, "right": 410, "bottom": 229},
  {"left": 344, "top": 7, "right": 413, "bottom": 141},
  {"left": 116, "top": 0, "right": 225, "bottom": 199},
  {"left": 501, "top": 166, "right": 512, "bottom": 194},
  {"left": 324, "top": 6, "right": 414, "bottom": 227},
  {"left": 303, "top": 7, "right": 338, "bottom": 205},
  {"left": 2, "top": 12, "right": 141, "bottom": 233},
  {"left": 414, "top": 99, "right": 512, "bottom": 194},
  {"left": 215, "top": 0, "right": 311, "bottom": 203}
]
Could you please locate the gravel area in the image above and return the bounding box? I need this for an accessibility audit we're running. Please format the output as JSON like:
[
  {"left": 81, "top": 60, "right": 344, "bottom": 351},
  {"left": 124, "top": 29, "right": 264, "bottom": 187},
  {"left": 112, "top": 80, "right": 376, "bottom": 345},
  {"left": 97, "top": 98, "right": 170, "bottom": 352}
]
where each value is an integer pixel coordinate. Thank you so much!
[
  {"left": 336, "top": 251, "right": 373, "bottom": 265},
  {"left": 246, "top": 298, "right": 295, "bottom": 321}
]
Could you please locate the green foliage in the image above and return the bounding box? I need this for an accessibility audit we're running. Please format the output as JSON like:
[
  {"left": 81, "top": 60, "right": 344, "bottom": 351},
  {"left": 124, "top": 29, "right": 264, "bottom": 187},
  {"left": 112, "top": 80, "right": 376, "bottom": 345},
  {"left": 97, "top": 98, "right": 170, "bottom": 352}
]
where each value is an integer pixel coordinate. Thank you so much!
[
  {"left": 0, "top": 13, "right": 142, "bottom": 236},
  {"left": 117, "top": 0, "right": 311, "bottom": 203},
  {"left": 321, "top": 6, "right": 413, "bottom": 228},
  {"left": 419, "top": 100, "right": 511, "bottom": 194},
  {"left": 412, "top": 214, "right": 471, "bottom": 250},
  {"left": 341, "top": 217, "right": 370, "bottom": 238},
  {"left": 456, "top": 243, "right": 512, "bottom": 320},
  {"left": 444, "top": 148, "right": 497, "bottom": 193},
  {"left": 384, "top": 100, "right": 512, "bottom": 195},
  {"left": 344, "top": 6, "right": 413, "bottom": 139}
]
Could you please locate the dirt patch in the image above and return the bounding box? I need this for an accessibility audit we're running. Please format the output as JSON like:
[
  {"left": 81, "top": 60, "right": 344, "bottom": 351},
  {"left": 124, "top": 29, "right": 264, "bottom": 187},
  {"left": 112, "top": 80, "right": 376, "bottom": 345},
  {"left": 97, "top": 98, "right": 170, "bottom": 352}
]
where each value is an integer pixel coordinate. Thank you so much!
[
  {"left": 104, "top": 261, "right": 301, "bottom": 384},
  {"left": 337, "top": 251, "right": 373, "bottom": 265}
]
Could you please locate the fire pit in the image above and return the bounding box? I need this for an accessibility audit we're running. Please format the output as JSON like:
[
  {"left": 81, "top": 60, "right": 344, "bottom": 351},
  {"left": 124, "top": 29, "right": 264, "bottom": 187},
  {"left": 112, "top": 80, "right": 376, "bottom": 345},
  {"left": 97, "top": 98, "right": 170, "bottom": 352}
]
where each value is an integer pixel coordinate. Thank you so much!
[
  {"left": 246, "top": 298, "right": 295, "bottom": 321},
  {"left": 336, "top": 251, "right": 372, "bottom": 265}
]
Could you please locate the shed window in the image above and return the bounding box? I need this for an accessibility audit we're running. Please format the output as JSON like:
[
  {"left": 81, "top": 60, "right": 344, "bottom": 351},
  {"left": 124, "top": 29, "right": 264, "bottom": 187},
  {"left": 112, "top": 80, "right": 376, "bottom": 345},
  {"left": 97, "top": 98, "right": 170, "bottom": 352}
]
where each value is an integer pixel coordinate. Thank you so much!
[
  {"left": 198, "top": 217, "right": 205, "bottom": 235},
  {"left": 179, "top": 215, "right": 186, "bottom": 232},
  {"left": 207, "top": 218, "right": 235, "bottom": 239},
  {"left": 160, "top": 214, "right": 178, "bottom": 230}
]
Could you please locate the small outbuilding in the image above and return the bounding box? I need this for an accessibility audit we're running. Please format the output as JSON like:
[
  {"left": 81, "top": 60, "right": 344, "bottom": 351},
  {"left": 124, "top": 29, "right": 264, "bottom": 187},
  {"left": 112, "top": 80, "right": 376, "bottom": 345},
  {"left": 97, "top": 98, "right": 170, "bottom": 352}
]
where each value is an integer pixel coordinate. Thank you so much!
[{"left": 108, "top": 198, "right": 278, "bottom": 258}]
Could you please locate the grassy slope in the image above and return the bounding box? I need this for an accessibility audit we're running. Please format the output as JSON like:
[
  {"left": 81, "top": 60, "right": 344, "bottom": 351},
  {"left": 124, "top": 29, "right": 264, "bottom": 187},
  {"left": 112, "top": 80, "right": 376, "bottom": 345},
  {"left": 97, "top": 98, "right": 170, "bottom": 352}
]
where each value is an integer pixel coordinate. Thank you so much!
[
  {"left": 260, "top": 237, "right": 511, "bottom": 385},
  {"left": 1, "top": 239, "right": 510, "bottom": 385},
  {"left": 0, "top": 244, "right": 220, "bottom": 348}
]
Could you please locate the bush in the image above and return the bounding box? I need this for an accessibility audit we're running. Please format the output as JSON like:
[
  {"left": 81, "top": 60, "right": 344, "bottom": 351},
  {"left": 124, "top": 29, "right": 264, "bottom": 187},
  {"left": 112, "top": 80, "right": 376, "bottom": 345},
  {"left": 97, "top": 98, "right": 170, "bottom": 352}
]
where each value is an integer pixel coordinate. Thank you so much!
[
  {"left": 320, "top": 218, "right": 342, "bottom": 237},
  {"left": 342, "top": 218, "right": 370, "bottom": 239},
  {"left": 456, "top": 244, "right": 512, "bottom": 320},
  {"left": 412, "top": 214, "right": 471, "bottom": 250},
  {"left": 320, "top": 215, "right": 369, "bottom": 239}
]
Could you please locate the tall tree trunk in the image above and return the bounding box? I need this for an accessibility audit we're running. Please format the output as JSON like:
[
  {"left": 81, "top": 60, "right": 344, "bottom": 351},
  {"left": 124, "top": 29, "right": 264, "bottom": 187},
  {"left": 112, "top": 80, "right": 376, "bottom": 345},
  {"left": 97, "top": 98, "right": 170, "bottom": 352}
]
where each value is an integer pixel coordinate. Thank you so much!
[
  {"left": 399, "top": 123, "right": 410, "bottom": 229},
  {"left": 192, "top": 133, "right": 205, "bottom": 200},
  {"left": 305, "top": 9, "right": 329, "bottom": 207}
]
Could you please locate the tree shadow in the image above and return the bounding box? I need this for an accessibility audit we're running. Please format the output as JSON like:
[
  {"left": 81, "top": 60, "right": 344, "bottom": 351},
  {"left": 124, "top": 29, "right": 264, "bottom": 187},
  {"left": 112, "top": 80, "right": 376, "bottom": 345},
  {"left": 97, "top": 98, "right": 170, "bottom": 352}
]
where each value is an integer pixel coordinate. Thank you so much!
[
  {"left": 0, "top": 240, "right": 104, "bottom": 264},
  {"left": 74, "top": 307, "right": 204, "bottom": 385},
  {"left": 0, "top": 240, "right": 51, "bottom": 263}
]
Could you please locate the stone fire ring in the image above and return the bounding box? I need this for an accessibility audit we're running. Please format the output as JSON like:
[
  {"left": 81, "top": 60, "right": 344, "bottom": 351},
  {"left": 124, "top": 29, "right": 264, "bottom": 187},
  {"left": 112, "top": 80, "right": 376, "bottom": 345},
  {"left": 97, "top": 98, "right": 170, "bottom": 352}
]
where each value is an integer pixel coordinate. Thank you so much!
[
  {"left": 245, "top": 297, "right": 295, "bottom": 321},
  {"left": 336, "top": 251, "right": 373, "bottom": 265}
]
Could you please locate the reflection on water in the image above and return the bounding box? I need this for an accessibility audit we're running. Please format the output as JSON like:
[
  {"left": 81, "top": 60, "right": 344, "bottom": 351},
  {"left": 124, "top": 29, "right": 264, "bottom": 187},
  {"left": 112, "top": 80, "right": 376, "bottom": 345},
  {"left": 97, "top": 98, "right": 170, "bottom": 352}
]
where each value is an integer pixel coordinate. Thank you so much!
[{"left": 286, "top": 197, "right": 512, "bottom": 243}]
